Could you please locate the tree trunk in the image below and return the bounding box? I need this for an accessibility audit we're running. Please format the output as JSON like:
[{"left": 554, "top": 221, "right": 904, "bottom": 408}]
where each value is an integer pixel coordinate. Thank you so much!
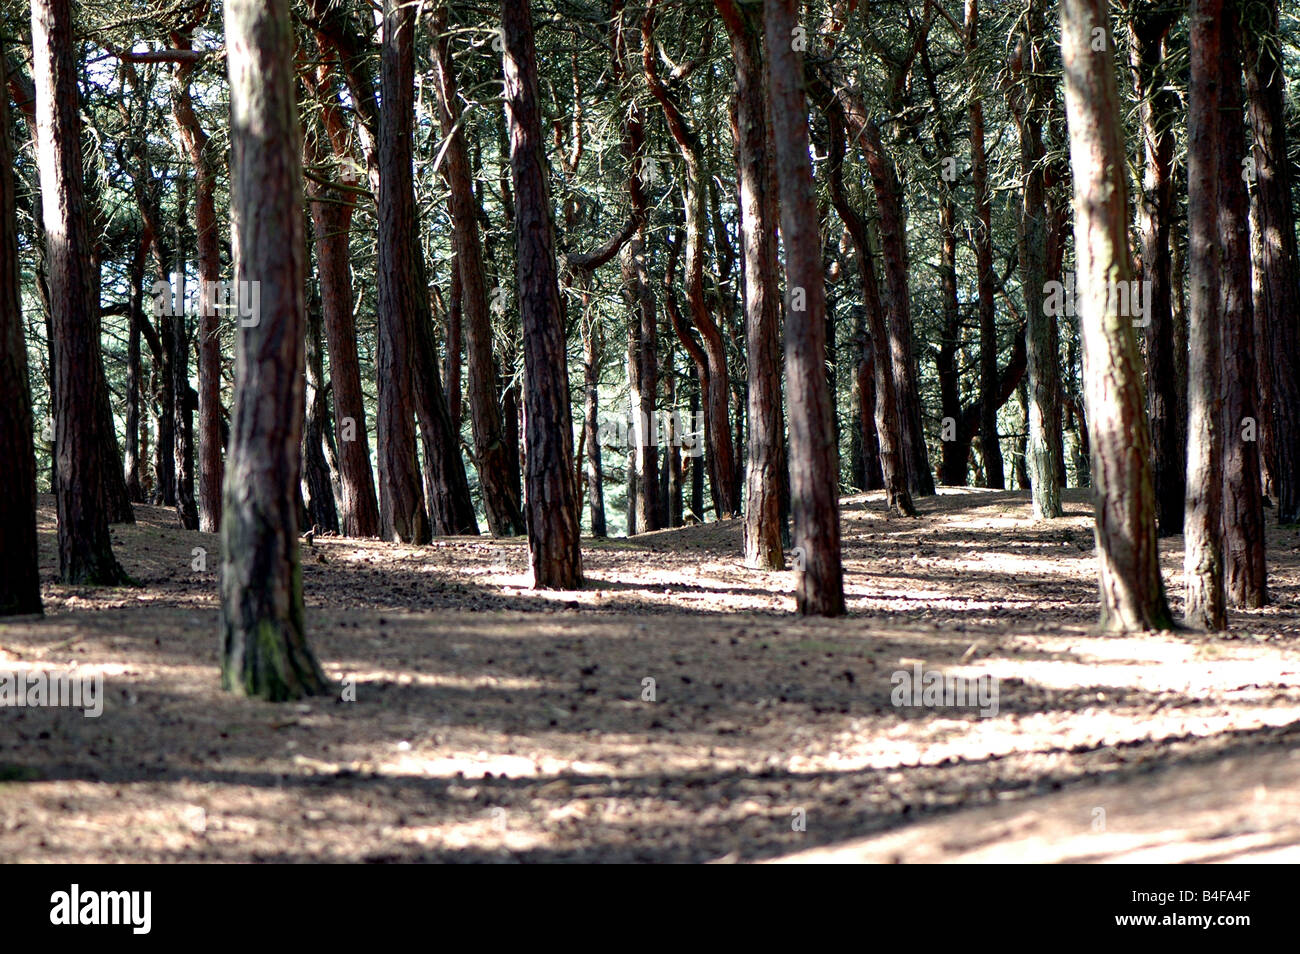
[
  {"left": 1216, "top": 11, "right": 1268, "bottom": 609},
  {"left": 220, "top": 0, "right": 329, "bottom": 700},
  {"left": 824, "top": 100, "right": 915, "bottom": 516},
  {"left": 124, "top": 233, "right": 147, "bottom": 503},
  {"left": 375, "top": 0, "right": 432, "bottom": 544},
  {"left": 1245, "top": 0, "right": 1300, "bottom": 525},
  {"left": 643, "top": 1, "right": 738, "bottom": 519},
  {"left": 718, "top": 0, "right": 783, "bottom": 566},
  {"left": 1183, "top": 0, "right": 1228, "bottom": 631},
  {"left": 1009, "top": 0, "right": 1063, "bottom": 519},
  {"left": 172, "top": 174, "right": 199, "bottom": 531},
  {"left": 172, "top": 39, "right": 223, "bottom": 533},
  {"left": 967, "top": 0, "right": 1004, "bottom": 489},
  {"left": 304, "top": 69, "right": 381, "bottom": 539},
  {"left": 0, "top": 39, "right": 43, "bottom": 615},
  {"left": 31, "top": 0, "right": 131, "bottom": 585},
  {"left": 815, "top": 65, "right": 934, "bottom": 497},
  {"left": 431, "top": 4, "right": 525, "bottom": 536},
  {"left": 1060, "top": 0, "right": 1173, "bottom": 632},
  {"left": 765, "top": 0, "right": 845, "bottom": 617},
  {"left": 502, "top": 0, "right": 583, "bottom": 588},
  {"left": 301, "top": 290, "right": 340, "bottom": 535}
]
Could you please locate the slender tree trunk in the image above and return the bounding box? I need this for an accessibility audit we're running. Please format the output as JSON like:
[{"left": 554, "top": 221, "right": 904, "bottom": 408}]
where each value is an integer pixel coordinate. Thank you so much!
[
  {"left": 643, "top": 1, "right": 738, "bottom": 518},
  {"left": 375, "top": 0, "right": 432, "bottom": 544},
  {"left": 220, "top": 0, "right": 329, "bottom": 700},
  {"left": 1128, "top": 4, "right": 1185, "bottom": 536},
  {"left": 304, "top": 71, "right": 381, "bottom": 539},
  {"left": 1217, "top": 11, "right": 1268, "bottom": 609},
  {"left": 32, "top": 0, "right": 131, "bottom": 585},
  {"left": 582, "top": 309, "right": 606, "bottom": 537},
  {"left": 967, "top": 0, "right": 1004, "bottom": 489},
  {"left": 502, "top": 0, "right": 583, "bottom": 588},
  {"left": 172, "top": 174, "right": 199, "bottom": 531},
  {"left": 0, "top": 39, "right": 43, "bottom": 615},
  {"left": 301, "top": 290, "right": 339, "bottom": 534},
  {"left": 765, "top": 0, "right": 844, "bottom": 616},
  {"left": 1183, "top": 0, "right": 1228, "bottom": 630},
  {"left": 124, "top": 233, "right": 147, "bottom": 503},
  {"left": 1245, "top": 0, "right": 1300, "bottom": 524},
  {"left": 1008, "top": 0, "right": 1063, "bottom": 519},
  {"left": 172, "top": 38, "right": 223, "bottom": 533},
  {"left": 432, "top": 4, "right": 524, "bottom": 536},
  {"left": 824, "top": 101, "right": 915, "bottom": 516},
  {"left": 1060, "top": 0, "right": 1173, "bottom": 632},
  {"left": 718, "top": 0, "right": 783, "bottom": 567},
  {"left": 816, "top": 66, "right": 933, "bottom": 496}
]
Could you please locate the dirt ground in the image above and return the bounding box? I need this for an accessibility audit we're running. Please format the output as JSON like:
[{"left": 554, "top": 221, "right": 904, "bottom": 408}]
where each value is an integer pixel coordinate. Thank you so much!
[{"left": 2, "top": 487, "right": 1299, "bottom": 863}]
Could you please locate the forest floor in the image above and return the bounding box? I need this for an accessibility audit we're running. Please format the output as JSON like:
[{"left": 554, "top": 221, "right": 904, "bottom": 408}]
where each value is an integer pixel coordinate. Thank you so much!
[{"left": 2, "top": 488, "right": 1299, "bottom": 863}]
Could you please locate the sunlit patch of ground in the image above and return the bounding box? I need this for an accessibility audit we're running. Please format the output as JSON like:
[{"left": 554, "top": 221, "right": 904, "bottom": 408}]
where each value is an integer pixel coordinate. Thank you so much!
[{"left": 0, "top": 490, "right": 1297, "bottom": 862}]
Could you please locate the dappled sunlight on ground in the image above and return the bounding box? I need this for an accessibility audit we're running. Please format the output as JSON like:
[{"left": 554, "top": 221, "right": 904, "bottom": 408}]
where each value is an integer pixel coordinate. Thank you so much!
[{"left": 1, "top": 490, "right": 1298, "bottom": 862}]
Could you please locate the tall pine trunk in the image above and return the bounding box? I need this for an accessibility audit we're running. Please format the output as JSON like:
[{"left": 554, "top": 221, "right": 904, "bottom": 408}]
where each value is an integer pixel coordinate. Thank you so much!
[
  {"left": 220, "top": 0, "right": 329, "bottom": 700},
  {"left": 503, "top": 0, "right": 583, "bottom": 588},
  {"left": 718, "top": 0, "right": 784, "bottom": 567},
  {"left": 1184, "top": 0, "right": 1228, "bottom": 631},
  {"left": 765, "top": 0, "right": 845, "bottom": 617},
  {"left": 32, "top": 0, "right": 131, "bottom": 585},
  {"left": 375, "top": 0, "right": 432, "bottom": 544},
  {"left": 1060, "top": 0, "right": 1173, "bottom": 632}
]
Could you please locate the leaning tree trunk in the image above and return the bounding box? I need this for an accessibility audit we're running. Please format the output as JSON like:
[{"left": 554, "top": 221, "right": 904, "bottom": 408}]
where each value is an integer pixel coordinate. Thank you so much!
[
  {"left": 1245, "top": 0, "right": 1300, "bottom": 525},
  {"left": 1060, "top": 0, "right": 1173, "bottom": 633},
  {"left": 432, "top": 4, "right": 525, "bottom": 536},
  {"left": 220, "top": 0, "right": 329, "bottom": 700},
  {"left": 502, "top": 0, "right": 583, "bottom": 588},
  {"left": 824, "top": 101, "right": 915, "bottom": 517},
  {"left": 0, "top": 40, "right": 43, "bottom": 616},
  {"left": 1183, "top": 0, "right": 1228, "bottom": 631},
  {"left": 643, "top": 0, "right": 738, "bottom": 519},
  {"left": 1216, "top": 12, "right": 1267, "bottom": 609},
  {"left": 375, "top": 0, "right": 431, "bottom": 544},
  {"left": 31, "top": 0, "right": 131, "bottom": 585},
  {"left": 765, "top": 0, "right": 845, "bottom": 617},
  {"left": 718, "top": 0, "right": 784, "bottom": 568}
]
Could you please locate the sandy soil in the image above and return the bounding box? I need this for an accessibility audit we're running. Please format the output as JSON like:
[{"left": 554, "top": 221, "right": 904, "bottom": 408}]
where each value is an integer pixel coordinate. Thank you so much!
[{"left": 1, "top": 487, "right": 1298, "bottom": 863}]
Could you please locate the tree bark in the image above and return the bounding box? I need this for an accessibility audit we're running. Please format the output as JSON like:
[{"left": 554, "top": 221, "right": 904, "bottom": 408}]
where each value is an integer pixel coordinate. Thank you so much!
[
  {"left": 1216, "top": 9, "right": 1268, "bottom": 609},
  {"left": 502, "top": 0, "right": 583, "bottom": 588},
  {"left": 765, "top": 0, "right": 845, "bottom": 616},
  {"left": 1245, "top": 0, "right": 1300, "bottom": 525},
  {"left": 220, "top": 0, "right": 329, "bottom": 700},
  {"left": 1008, "top": 0, "right": 1063, "bottom": 519},
  {"left": 432, "top": 4, "right": 524, "bottom": 536},
  {"left": 966, "top": 0, "right": 1004, "bottom": 489},
  {"left": 824, "top": 104, "right": 915, "bottom": 517},
  {"left": 815, "top": 63, "right": 934, "bottom": 496},
  {"left": 1183, "top": 0, "right": 1228, "bottom": 630},
  {"left": 171, "top": 26, "right": 223, "bottom": 533},
  {"left": 718, "top": 0, "right": 784, "bottom": 568},
  {"left": 375, "top": 0, "right": 432, "bottom": 544},
  {"left": 1060, "top": 0, "right": 1173, "bottom": 632},
  {"left": 643, "top": 0, "right": 738, "bottom": 519},
  {"left": 31, "top": 0, "right": 132, "bottom": 585}
]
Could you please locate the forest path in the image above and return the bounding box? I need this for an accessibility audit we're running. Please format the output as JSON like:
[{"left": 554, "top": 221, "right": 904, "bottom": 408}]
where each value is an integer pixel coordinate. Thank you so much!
[{"left": 1, "top": 489, "right": 1298, "bottom": 862}]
